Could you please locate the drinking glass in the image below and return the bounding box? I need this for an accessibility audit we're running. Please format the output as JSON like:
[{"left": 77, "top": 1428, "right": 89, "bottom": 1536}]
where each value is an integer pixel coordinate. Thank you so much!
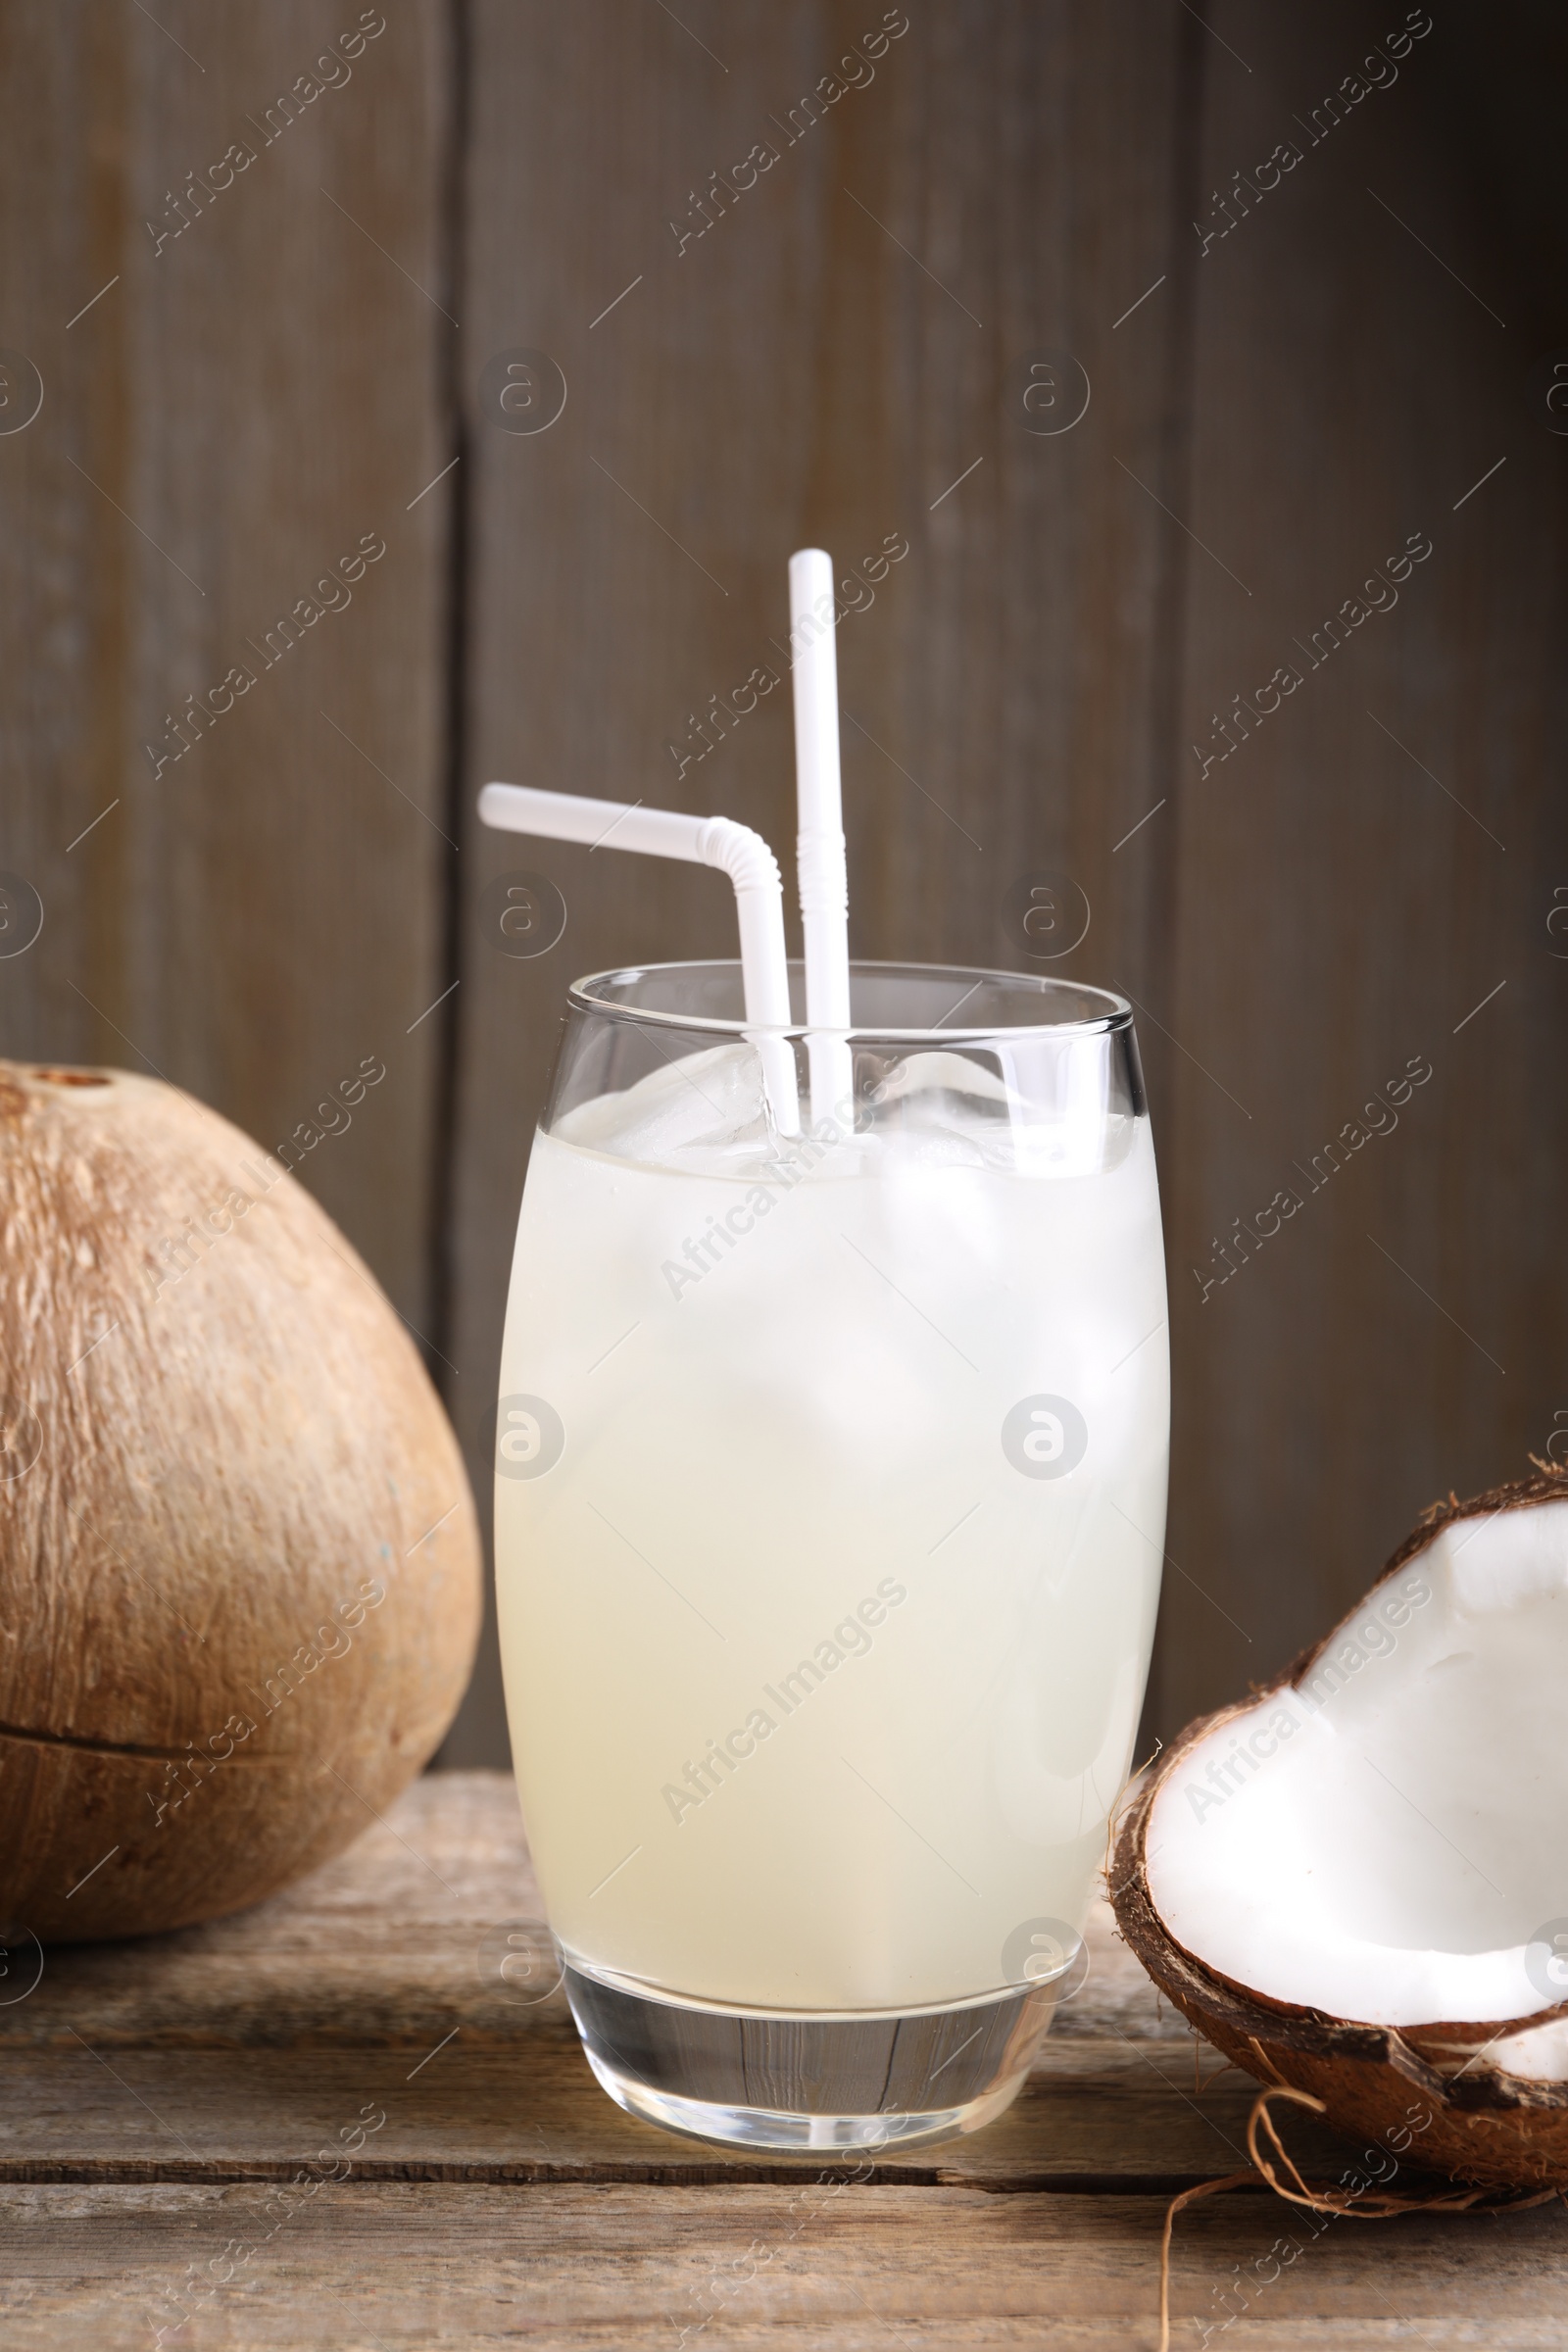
[{"left": 495, "top": 960, "right": 1167, "bottom": 2151}]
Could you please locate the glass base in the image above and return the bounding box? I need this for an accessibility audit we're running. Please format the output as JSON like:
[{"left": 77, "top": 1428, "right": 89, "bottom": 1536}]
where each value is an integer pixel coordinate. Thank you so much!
[{"left": 564, "top": 1960, "right": 1059, "bottom": 2153}]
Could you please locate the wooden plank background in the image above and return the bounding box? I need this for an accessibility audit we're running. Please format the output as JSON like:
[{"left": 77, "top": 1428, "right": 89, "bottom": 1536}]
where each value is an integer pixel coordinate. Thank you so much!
[
  {"left": 0, "top": 0, "right": 457, "bottom": 1336},
  {"left": 0, "top": 0, "right": 1561, "bottom": 1769},
  {"left": 1164, "top": 0, "right": 1568, "bottom": 1715}
]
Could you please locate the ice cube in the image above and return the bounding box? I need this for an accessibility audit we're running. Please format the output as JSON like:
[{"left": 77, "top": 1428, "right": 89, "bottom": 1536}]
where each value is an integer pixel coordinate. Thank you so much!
[{"left": 557, "top": 1043, "right": 774, "bottom": 1172}]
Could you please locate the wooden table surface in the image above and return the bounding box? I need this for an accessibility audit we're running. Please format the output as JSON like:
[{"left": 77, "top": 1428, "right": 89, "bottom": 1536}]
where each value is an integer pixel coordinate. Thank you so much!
[{"left": 3, "top": 1771, "right": 1562, "bottom": 2348}]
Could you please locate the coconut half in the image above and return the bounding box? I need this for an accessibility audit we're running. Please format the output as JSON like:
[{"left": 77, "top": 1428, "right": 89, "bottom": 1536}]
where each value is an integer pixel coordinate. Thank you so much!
[{"left": 1111, "top": 1468, "right": 1568, "bottom": 2189}]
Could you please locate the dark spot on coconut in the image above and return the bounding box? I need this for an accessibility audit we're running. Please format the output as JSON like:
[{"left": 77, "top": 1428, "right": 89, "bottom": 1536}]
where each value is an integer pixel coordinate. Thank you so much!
[{"left": 33, "top": 1069, "right": 111, "bottom": 1087}]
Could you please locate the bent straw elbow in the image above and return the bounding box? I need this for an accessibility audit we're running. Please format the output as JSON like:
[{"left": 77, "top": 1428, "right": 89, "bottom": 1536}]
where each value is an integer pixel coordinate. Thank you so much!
[
  {"left": 695, "top": 815, "right": 783, "bottom": 903},
  {"left": 477, "top": 781, "right": 799, "bottom": 1129},
  {"left": 696, "top": 818, "right": 793, "bottom": 1036}
]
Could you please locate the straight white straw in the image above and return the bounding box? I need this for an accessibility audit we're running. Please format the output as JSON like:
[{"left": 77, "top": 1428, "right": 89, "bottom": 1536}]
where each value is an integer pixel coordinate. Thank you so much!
[
  {"left": 787, "top": 550, "right": 854, "bottom": 1126},
  {"left": 478, "top": 782, "right": 799, "bottom": 1132}
]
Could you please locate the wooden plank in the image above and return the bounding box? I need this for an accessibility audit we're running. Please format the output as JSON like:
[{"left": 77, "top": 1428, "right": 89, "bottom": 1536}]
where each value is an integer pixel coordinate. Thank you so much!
[
  {"left": 0, "top": 1775, "right": 1349, "bottom": 2190},
  {"left": 0, "top": 0, "right": 456, "bottom": 1326},
  {"left": 0, "top": 2042, "right": 1283, "bottom": 2191},
  {"left": 0, "top": 1774, "right": 549, "bottom": 2053},
  {"left": 2, "top": 2181, "right": 1564, "bottom": 2349},
  {"left": 1152, "top": 0, "right": 1568, "bottom": 1738},
  {"left": 442, "top": 0, "right": 1198, "bottom": 1767}
]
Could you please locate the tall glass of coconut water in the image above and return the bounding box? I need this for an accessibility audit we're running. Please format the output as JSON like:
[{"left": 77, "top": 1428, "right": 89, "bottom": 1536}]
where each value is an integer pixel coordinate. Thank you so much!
[{"left": 495, "top": 957, "right": 1168, "bottom": 2151}]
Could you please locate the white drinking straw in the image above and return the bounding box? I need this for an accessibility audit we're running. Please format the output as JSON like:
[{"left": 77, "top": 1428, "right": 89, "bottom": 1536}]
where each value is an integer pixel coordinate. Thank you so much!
[
  {"left": 478, "top": 782, "right": 800, "bottom": 1132},
  {"left": 787, "top": 549, "right": 854, "bottom": 1125}
]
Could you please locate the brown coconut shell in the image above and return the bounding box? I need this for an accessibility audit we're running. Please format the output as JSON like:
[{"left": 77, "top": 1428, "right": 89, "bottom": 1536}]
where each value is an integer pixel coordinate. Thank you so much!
[
  {"left": 0, "top": 1059, "right": 481, "bottom": 1942},
  {"left": 1111, "top": 1468, "right": 1568, "bottom": 2192}
]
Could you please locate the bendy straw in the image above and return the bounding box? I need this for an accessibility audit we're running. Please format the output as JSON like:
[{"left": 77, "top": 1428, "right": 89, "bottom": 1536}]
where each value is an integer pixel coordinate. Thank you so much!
[
  {"left": 787, "top": 549, "right": 854, "bottom": 1122},
  {"left": 477, "top": 781, "right": 800, "bottom": 1131}
]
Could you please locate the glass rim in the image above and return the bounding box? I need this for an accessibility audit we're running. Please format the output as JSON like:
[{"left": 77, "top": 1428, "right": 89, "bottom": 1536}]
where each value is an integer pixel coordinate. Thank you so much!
[{"left": 564, "top": 958, "right": 1134, "bottom": 1043}]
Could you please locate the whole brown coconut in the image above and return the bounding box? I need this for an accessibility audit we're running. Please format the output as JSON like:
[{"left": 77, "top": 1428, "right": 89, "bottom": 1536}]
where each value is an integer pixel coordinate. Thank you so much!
[
  {"left": 1111, "top": 1469, "right": 1568, "bottom": 2192},
  {"left": 0, "top": 1059, "right": 481, "bottom": 1941}
]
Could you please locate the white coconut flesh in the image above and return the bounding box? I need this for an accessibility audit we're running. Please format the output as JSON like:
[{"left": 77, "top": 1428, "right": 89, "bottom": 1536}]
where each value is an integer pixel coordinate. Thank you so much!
[{"left": 1145, "top": 1497, "right": 1568, "bottom": 2072}]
